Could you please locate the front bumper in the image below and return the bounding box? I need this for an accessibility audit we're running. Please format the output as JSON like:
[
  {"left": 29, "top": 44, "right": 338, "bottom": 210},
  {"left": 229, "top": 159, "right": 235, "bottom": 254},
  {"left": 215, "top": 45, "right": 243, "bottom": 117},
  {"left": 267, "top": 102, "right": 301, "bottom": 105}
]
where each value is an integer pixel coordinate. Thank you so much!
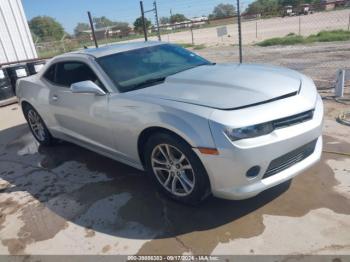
[{"left": 197, "top": 94, "right": 323, "bottom": 200}]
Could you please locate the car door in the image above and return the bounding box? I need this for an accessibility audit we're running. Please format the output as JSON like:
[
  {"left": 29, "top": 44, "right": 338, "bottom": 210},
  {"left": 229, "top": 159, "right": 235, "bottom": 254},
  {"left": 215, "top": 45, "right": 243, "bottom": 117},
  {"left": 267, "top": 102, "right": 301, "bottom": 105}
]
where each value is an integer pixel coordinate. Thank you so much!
[{"left": 45, "top": 60, "right": 114, "bottom": 152}]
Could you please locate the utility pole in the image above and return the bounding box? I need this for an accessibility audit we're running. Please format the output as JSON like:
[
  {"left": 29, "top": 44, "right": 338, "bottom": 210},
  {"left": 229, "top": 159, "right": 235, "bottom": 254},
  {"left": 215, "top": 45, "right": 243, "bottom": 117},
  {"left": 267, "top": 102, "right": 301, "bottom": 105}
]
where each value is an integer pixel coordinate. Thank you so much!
[
  {"left": 236, "top": 0, "right": 243, "bottom": 63},
  {"left": 87, "top": 11, "right": 98, "bottom": 48},
  {"left": 140, "top": 1, "right": 161, "bottom": 41},
  {"left": 153, "top": 1, "right": 161, "bottom": 41},
  {"left": 140, "top": 1, "right": 148, "bottom": 41}
]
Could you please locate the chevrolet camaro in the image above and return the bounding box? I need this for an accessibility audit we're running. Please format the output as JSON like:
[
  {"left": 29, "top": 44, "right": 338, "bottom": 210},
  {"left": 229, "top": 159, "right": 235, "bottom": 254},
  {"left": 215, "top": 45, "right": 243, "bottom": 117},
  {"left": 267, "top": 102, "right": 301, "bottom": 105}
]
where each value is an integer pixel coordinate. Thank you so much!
[{"left": 17, "top": 42, "right": 323, "bottom": 204}]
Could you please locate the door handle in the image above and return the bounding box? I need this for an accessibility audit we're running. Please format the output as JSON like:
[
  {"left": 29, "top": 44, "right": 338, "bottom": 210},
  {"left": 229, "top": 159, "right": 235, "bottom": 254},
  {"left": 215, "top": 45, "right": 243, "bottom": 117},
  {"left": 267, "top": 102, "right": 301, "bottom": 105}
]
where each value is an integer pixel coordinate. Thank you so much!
[{"left": 52, "top": 95, "right": 58, "bottom": 101}]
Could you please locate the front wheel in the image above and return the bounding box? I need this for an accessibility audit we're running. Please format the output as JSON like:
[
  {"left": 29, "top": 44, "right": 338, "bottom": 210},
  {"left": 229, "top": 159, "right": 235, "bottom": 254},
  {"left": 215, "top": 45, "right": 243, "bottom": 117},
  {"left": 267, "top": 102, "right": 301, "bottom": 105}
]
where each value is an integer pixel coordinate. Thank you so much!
[
  {"left": 144, "top": 133, "right": 211, "bottom": 205},
  {"left": 23, "top": 104, "right": 55, "bottom": 146}
]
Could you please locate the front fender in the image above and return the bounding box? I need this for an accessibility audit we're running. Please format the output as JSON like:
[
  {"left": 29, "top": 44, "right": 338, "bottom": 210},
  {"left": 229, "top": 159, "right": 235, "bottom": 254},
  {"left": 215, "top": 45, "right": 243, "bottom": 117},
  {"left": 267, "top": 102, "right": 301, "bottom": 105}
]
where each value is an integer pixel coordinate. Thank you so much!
[{"left": 108, "top": 94, "right": 216, "bottom": 165}]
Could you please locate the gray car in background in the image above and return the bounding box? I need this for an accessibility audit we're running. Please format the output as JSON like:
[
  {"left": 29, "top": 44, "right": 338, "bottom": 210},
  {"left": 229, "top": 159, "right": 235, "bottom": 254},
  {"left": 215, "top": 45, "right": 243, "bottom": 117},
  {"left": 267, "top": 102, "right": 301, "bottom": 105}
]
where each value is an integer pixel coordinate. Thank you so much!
[{"left": 16, "top": 42, "right": 323, "bottom": 205}]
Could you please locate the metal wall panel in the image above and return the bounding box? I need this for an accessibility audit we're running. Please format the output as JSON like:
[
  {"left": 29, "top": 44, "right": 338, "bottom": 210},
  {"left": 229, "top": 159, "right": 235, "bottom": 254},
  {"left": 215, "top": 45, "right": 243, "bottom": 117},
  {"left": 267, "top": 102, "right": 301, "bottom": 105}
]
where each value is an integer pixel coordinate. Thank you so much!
[{"left": 0, "top": 0, "right": 37, "bottom": 64}]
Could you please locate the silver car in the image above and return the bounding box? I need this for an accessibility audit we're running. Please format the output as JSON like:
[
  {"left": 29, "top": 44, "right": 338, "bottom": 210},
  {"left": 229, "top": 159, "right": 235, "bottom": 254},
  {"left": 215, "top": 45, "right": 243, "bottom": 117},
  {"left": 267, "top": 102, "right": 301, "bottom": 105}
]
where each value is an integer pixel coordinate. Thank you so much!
[{"left": 17, "top": 42, "right": 323, "bottom": 205}]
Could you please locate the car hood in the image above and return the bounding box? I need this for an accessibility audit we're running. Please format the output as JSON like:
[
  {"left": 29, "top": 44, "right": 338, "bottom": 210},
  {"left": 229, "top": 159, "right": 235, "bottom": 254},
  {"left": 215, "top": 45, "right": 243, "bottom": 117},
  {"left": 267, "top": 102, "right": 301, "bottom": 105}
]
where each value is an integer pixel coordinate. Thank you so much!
[{"left": 132, "top": 63, "right": 302, "bottom": 110}]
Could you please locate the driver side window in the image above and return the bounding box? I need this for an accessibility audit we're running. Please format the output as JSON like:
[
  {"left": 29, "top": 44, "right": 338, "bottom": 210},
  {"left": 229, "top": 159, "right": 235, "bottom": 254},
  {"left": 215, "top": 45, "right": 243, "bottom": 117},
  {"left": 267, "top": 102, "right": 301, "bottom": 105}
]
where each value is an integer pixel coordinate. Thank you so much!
[{"left": 44, "top": 61, "right": 105, "bottom": 91}]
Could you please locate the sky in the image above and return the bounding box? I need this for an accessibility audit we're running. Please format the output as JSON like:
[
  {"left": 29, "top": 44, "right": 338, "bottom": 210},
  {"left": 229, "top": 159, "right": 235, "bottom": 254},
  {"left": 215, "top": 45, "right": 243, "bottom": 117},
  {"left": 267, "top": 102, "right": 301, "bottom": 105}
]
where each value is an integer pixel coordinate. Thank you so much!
[{"left": 22, "top": 0, "right": 252, "bottom": 34}]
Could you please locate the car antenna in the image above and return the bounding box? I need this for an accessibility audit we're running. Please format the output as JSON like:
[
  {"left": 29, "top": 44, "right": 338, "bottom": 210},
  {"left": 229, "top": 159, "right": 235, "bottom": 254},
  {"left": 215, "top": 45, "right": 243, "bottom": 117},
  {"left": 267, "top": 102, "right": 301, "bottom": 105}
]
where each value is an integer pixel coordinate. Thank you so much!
[{"left": 87, "top": 11, "right": 99, "bottom": 48}]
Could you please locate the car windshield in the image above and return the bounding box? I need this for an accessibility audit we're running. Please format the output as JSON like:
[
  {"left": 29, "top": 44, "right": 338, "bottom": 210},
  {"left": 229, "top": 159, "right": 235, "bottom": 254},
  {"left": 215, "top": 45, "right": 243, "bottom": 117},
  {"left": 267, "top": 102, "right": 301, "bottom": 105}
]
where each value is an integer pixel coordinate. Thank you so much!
[{"left": 97, "top": 44, "right": 211, "bottom": 92}]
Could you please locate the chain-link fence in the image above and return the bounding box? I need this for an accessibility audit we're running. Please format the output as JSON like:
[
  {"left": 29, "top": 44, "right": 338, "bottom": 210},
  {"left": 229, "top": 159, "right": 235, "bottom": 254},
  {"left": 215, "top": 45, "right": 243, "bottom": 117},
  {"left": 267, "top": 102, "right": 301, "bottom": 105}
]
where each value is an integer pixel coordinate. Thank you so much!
[
  {"left": 31, "top": 1, "right": 350, "bottom": 87},
  {"left": 146, "top": 1, "right": 349, "bottom": 87},
  {"left": 33, "top": 2, "right": 350, "bottom": 53},
  {"left": 147, "top": 7, "right": 350, "bottom": 45}
]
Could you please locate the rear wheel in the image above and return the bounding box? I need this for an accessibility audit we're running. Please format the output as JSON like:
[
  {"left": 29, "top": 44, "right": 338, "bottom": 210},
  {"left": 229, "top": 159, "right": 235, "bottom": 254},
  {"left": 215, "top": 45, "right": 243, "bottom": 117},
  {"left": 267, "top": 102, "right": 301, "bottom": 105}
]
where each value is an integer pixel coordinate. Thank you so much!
[
  {"left": 23, "top": 104, "right": 55, "bottom": 146},
  {"left": 144, "top": 133, "right": 211, "bottom": 205}
]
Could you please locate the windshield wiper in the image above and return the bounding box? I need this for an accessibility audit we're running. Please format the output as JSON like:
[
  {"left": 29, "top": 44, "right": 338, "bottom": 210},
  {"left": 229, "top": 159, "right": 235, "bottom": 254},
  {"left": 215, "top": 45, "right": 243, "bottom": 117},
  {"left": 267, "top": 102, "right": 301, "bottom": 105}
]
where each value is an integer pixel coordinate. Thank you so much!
[
  {"left": 132, "top": 77, "right": 166, "bottom": 90},
  {"left": 194, "top": 62, "right": 215, "bottom": 68},
  {"left": 198, "top": 62, "right": 210, "bottom": 66}
]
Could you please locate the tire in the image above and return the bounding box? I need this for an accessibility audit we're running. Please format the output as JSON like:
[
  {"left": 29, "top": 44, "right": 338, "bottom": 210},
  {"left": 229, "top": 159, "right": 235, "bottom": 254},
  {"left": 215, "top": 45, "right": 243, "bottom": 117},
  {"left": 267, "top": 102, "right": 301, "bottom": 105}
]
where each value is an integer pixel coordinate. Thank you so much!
[
  {"left": 144, "top": 132, "right": 211, "bottom": 205},
  {"left": 23, "top": 104, "right": 55, "bottom": 146}
]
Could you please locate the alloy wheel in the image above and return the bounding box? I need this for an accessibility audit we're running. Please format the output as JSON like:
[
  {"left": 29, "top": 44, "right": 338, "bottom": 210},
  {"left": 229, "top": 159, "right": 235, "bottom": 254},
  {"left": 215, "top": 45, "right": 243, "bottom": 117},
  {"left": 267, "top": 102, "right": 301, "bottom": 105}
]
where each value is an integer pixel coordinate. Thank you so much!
[
  {"left": 151, "top": 143, "right": 195, "bottom": 196},
  {"left": 27, "top": 109, "right": 46, "bottom": 142}
]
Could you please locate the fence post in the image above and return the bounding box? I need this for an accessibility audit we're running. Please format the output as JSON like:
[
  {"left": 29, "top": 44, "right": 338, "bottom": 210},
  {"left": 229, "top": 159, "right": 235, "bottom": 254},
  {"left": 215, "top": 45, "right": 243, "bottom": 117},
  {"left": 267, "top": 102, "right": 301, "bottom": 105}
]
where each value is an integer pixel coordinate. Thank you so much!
[
  {"left": 190, "top": 26, "right": 194, "bottom": 45},
  {"left": 348, "top": 13, "right": 350, "bottom": 31},
  {"left": 140, "top": 1, "right": 148, "bottom": 41},
  {"left": 298, "top": 15, "right": 301, "bottom": 35},
  {"left": 236, "top": 0, "right": 243, "bottom": 63},
  {"left": 255, "top": 18, "right": 258, "bottom": 39},
  {"left": 170, "top": 9, "right": 174, "bottom": 34},
  {"left": 60, "top": 34, "right": 66, "bottom": 52}
]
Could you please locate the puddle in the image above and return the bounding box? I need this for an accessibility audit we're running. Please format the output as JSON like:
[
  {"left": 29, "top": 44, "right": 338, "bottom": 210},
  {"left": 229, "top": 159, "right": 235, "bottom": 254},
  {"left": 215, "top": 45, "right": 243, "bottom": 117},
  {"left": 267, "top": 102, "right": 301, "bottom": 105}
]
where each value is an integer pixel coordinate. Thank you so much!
[{"left": 1, "top": 123, "right": 350, "bottom": 255}]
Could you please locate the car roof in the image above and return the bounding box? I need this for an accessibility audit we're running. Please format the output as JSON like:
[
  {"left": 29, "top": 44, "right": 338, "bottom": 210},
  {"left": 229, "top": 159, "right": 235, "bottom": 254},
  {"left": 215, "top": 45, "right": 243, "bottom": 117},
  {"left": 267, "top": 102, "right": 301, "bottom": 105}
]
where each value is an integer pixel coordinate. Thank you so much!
[{"left": 67, "top": 41, "right": 165, "bottom": 59}]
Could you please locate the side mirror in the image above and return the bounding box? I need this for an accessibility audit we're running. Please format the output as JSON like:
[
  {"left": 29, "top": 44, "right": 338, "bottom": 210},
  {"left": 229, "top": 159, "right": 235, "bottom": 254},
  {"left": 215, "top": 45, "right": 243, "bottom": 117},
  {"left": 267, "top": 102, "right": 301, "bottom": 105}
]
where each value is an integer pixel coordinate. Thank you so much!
[{"left": 71, "top": 80, "right": 106, "bottom": 96}]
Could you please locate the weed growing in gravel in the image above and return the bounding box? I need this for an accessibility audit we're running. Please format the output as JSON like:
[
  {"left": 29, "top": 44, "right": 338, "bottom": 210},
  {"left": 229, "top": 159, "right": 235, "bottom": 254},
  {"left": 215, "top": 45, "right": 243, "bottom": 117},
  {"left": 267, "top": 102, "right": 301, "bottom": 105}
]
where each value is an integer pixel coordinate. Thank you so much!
[{"left": 257, "top": 30, "right": 350, "bottom": 46}]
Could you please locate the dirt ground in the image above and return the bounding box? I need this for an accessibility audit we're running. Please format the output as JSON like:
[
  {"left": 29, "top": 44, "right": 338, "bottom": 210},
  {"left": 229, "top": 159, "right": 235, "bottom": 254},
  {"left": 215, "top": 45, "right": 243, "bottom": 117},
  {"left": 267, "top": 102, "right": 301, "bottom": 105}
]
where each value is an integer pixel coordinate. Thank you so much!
[
  {"left": 0, "top": 42, "right": 350, "bottom": 258},
  {"left": 129, "top": 9, "right": 350, "bottom": 46}
]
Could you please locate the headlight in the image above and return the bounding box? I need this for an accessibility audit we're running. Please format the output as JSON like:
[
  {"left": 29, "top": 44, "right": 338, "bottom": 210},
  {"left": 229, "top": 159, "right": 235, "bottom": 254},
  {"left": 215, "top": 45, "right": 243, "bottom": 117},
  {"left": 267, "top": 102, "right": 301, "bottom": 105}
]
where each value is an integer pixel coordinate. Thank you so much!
[{"left": 225, "top": 122, "right": 274, "bottom": 141}]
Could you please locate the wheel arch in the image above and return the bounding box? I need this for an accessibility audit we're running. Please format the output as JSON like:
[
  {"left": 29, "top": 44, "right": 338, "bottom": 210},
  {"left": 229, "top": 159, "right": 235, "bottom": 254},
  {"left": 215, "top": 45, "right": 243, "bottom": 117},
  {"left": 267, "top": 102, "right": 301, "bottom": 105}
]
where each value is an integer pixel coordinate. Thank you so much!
[
  {"left": 20, "top": 100, "right": 38, "bottom": 117},
  {"left": 137, "top": 126, "right": 194, "bottom": 167},
  {"left": 21, "top": 100, "right": 32, "bottom": 110},
  {"left": 137, "top": 125, "right": 213, "bottom": 202},
  {"left": 20, "top": 99, "right": 47, "bottom": 122}
]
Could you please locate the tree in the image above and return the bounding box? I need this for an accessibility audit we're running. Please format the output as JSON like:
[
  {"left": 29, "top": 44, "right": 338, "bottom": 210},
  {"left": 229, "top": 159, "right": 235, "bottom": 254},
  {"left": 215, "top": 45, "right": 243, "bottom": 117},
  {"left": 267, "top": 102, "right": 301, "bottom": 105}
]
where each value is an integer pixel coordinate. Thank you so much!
[
  {"left": 28, "top": 16, "right": 65, "bottom": 41},
  {"left": 133, "top": 17, "right": 152, "bottom": 34},
  {"left": 93, "top": 16, "right": 115, "bottom": 29},
  {"left": 245, "top": 0, "right": 280, "bottom": 15},
  {"left": 92, "top": 16, "right": 131, "bottom": 36},
  {"left": 159, "top": 16, "right": 170, "bottom": 25},
  {"left": 170, "top": 13, "right": 187, "bottom": 23},
  {"left": 210, "top": 3, "right": 236, "bottom": 19},
  {"left": 74, "top": 22, "right": 90, "bottom": 37},
  {"left": 113, "top": 22, "right": 131, "bottom": 36},
  {"left": 278, "top": 0, "right": 318, "bottom": 8}
]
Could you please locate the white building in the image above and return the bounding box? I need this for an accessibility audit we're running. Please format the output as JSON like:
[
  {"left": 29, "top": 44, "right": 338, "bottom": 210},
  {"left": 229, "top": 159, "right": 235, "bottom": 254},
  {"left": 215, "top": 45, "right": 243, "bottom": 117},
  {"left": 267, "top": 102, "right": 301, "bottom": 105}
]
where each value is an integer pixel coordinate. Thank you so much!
[
  {"left": 0, "top": 0, "right": 37, "bottom": 64},
  {"left": 190, "top": 16, "right": 208, "bottom": 23}
]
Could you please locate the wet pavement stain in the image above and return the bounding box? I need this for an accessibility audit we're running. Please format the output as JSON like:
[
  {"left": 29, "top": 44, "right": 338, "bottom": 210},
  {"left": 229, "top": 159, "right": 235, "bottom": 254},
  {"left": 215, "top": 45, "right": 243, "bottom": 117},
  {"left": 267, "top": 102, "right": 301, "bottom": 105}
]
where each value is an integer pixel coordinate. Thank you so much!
[
  {"left": 102, "top": 245, "right": 111, "bottom": 253},
  {"left": 0, "top": 198, "right": 20, "bottom": 231},
  {"left": 85, "top": 228, "right": 95, "bottom": 238},
  {"left": 18, "top": 204, "right": 69, "bottom": 241},
  {"left": 0, "top": 123, "right": 350, "bottom": 255},
  {"left": 136, "top": 135, "right": 350, "bottom": 254},
  {"left": 2, "top": 239, "right": 27, "bottom": 255},
  {"left": 1, "top": 203, "right": 69, "bottom": 254}
]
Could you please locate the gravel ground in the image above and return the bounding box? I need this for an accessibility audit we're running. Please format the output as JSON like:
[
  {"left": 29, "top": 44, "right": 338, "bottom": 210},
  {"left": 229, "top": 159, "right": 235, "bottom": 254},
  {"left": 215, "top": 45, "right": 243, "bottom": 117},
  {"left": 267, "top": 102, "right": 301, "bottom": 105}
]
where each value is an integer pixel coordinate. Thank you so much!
[
  {"left": 0, "top": 42, "right": 350, "bottom": 259},
  {"left": 195, "top": 41, "right": 350, "bottom": 88}
]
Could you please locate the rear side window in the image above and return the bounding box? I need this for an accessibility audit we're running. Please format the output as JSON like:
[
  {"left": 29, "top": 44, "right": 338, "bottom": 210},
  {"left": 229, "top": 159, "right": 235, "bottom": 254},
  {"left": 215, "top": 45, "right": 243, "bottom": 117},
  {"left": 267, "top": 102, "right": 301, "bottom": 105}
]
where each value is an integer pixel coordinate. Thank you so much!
[
  {"left": 55, "top": 62, "right": 101, "bottom": 87},
  {"left": 43, "top": 61, "right": 105, "bottom": 91},
  {"left": 43, "top": 64, "right": 56, "bottom": 82}
]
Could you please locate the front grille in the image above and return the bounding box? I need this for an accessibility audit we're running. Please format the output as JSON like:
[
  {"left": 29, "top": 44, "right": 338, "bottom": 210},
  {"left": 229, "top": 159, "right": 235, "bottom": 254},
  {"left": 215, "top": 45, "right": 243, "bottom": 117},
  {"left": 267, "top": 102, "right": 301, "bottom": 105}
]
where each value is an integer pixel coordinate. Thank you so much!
[
  {"left": 263, "top": 139, "right": 317, "bottom": 179},
  {"left": 273, "top": 110, "right": 314, "bottom": 129}
]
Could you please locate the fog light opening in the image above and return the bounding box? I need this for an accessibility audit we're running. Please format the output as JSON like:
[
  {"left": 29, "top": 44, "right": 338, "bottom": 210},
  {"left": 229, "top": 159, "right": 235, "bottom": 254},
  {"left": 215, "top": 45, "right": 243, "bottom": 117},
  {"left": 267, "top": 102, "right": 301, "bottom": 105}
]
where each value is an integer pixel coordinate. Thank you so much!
[{"left": 246, "top": 166, "right": 261, "bottom": 179}]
